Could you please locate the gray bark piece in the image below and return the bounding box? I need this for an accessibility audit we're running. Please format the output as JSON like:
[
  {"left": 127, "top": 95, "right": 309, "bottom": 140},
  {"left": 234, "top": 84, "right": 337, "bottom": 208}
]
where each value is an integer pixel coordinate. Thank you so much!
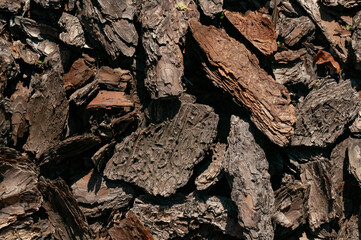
[
  {"left": 91, "top": 142, "right": 115, "bottom": 172},
  {"left": 71, "top": 170, "right": 134, "bottom": 219},
  {"left": 298, "top": 157, "right": 339, "bottom": 231},
  {"left": 0, "top": 0, "right": 24, "bottom": 13},
  {"left": 0, "top": 99, "right": 12, "bottom": 146},
  {"left": 104, "top": 101, "right": 218, "bottom": 197},
  {"left": 130, "top": 193, "right": 243, "bottom": 239},
  {"left": 13, "top": 16, "right": 59, "bottom": 40},
  {"left": 223, "top": 115, "right": 275, "bottom": 240},
  {"left": 347, "top": 138, "right": 361, "bottom": 187},
  {"left": 352, "top": 11, "right": 361, "bottom": 71},
  {"left": 69, "top": 80, "right": 100, "bottom": 107},
  {"left": 296, "top": 0, "right": 349, "bottom": 62},
  {"left": 0, "top": 148, "right": 42, "bottom": 230},
  {"left": 11, "top": 40, "right": 40, "bottom": 65},
  {"left": 141, "top": 0, "right": 199, "bottom": 99},
  {"left": 195, "top": 143, "right": 225, "bottom": 191},
  {"left": 23, "top": 59, "right": 69, "bottom": 158},
  {"left": 273, "top": 181, "right": 309, "bottom": 237},
  {"left": 350, "top": 110, "right": 361, "bottom": 136},
  {"left": 26, "top": 39, "right": 59, "bottom": 56},
  {"left": 58, "top": 12, "right": 86, "bottom": 48},
  {"left": 273, "top": 50, "right": 316, "bottom": 87},
  {"left": 337, "top": 215, "right": 359, "bottom": 239},
  {"left": 197, "top": 0, "right": 223, "bottom": 18},
  {"left": 321, "top": 0, "right": 361, "bottom": 8},
  {"left": 278, "top": 15, "right": 315, "bottom": 47},
  {"left": 292, "top": 80, "right": 360, "bottom": 147},
  {"left": 0, "top": 38, "right": 18, "bottom": 96},
  {"left": 80, "top": 0, "right": 138, "bottom": 58},
  {"left": 34, "top": 0, "right": 62, "bottom": 9}
]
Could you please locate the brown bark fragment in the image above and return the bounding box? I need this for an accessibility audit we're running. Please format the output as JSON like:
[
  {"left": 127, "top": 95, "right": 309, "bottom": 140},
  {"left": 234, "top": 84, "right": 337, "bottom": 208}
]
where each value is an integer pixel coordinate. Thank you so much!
[
  {"left": 11, "top": 40, "right": 40, "bottom": 65},
  {"left": 63, "top": 58, "right": 94, "bottom": 91},
  {"left": 313, "top": 50, "right": 341, "bottom": 74},
  {"left": 223, "top": 115, "right": 275, "bottom": 240},
  {"left": 225, "top": 10, "right": 277, "bottom": 55},
  {"left": 95, "top": 66, "right": 131, "bottom": 91},
  {"left": 107, "top": 212, "right": 154, "bottom": 240},
  {"left": 87, "top": 90, "right": 134, "bottom": 110},
  {"left": 189, "top": 19, "right": 296, "bottom": 146},
  {"left": 104, "top": 100, "right": 218, "bottom": 197},
  {"left": 58, "top": 12, "right": 86, "bottom": 47}
]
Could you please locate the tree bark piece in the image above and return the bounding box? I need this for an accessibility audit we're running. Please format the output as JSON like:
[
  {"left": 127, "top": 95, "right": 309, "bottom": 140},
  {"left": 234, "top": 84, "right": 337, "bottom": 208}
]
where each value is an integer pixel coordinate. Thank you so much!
[
  {"left": 0, "top": 38, "right": 18, "bottom": 96},
  {"left": 0, "top": 147, "right": 42, "bottom": 230},
  {"left": 86, "top": 90, "right": 134, "bottom": 110},
  {"left": 71, "top": 169, "right": 134, "bottom": 219},
  {"left": 0, "top": 0, "right": 24, "bottom": 13},
  {"left": 63, "top": 58, "right": 94, "bottom": 91},
  {"left": 223, "top": 115, "right": 275, "bottom": 240},
  {"left": 13, "top": 16, "right": 59, "bottom": 40},
  {"left": 347, "top": 138, "right": 361, "bottom": 187},
  {"left": 352, "top": 11, "right": 361, "bottom": 71},
  {"left": 107, "top": 212, "right": 155, "bottom": 240},
  {"left": 104, "top": 101, "right": 218, "bottom": 197},
  {"left": 296, "top": 0, "right": 349, "bottom": 62},
  {"left": 225, "top": 10, "right": 277, "bottom": 55},
  {"left": 23, "top": 60, "right": 69, "bottom": 158},
  {"left": 291, "top": 80, "right": 360, "bottom": 147},
  {"left": 130, "top": 193, "right": 243, "bottom": 239},
  {"left": 190, "top": 19, "right": 296, "bottom": 147},
  {"left": 140, "top": 0, "right": 199, "bottom": 99},
  {"left": 58, "top": 12, "right": 86, "bottom": 48},
  {"left": 80, "top": 0, "right": 138, "bottom": 59},
  {"left": 95, "top": 66, "right": 131, "bottom": 91},
  {"left": 273, "top": 181, "right": 309, "bottom": 238},
  {"left": 195, "top": 143, "right": 225, "bottom": 191},
  {"left": 11, "top": 40, "right": 40, "bottom": 65},
  {"left": 69, "top": 80, "right": 100, "bottom": 107},
  {"left": 197, "top": 0, "right": 223, "bottom": 18},
  {"left": 298, "top": 157, "right": 338, "bottom": 231}
]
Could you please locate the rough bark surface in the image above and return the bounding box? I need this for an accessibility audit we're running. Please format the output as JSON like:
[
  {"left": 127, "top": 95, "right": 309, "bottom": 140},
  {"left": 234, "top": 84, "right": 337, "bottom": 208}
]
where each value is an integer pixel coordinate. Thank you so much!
[
  {"left": 223, "top": 115, "right": 275, "bottom": 240},
  {"left": 190, "top": 19, "right": 296, "bottom": 147},
  {"left": 292, "top": 80, "right": 360, "bottom": 147},
  {"left": 130, "top": 193, "right": 243, "bottom": 239},
  {"left": 104, "top": 99, "right": 218, "bottom": 196}
]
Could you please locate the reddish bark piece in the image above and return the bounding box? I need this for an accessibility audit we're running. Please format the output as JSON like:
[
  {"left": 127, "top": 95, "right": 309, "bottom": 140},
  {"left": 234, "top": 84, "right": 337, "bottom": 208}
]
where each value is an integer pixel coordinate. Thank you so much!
[
  {"left": 63, "top": 58, "right": 94, "bottom": 91},
  {"left": 87, "top": 90, "right": 134, "bottom": 109},
  {"left": 189, "top": 19, "right": 295, "bottom": 146},
  {"left": 95, "top": 66, "right": 131, "bottom": 90},
  {"left": 225, "top": 10, "right": 277, "bottom": 55},
  {"left": 313, "top": 50, "right": 341, "bottom": 73},
  {"left": 107, "top": 212, "right": 154, "bottom": 240}
]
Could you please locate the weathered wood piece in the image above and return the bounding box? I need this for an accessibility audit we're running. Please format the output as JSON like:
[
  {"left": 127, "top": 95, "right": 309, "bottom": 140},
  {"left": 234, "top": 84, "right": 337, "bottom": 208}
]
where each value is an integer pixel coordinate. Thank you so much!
[
  {"left": 225, "top": 10, "right": 277, "bottom": 55},
  {"left": 197, "top": 0, "right": 223, "bottom": 18},
  {"left": 58, "top": 12, "right": 86, "bottom": 47},
  {"left": 23, "top": 57, "right": 69, "bottom": 158},
  {"left": 273, "top": 181, "right": 309, "bottom": 237},
  {"left": 71, "top": 169, "right": 134, "bottom": 218},
  {"left": 296, "top": 0, "right": 349, "bottom": 62},
  {"left": 321, "top": 0, "right": 361, "bottom": 8},
  {"left": 292, "top": 80, "right": 360, "bottom": 147},
  {"left": 0, "top": 147, "right": 42, "bottom": 230},
  {"left": 223, "top": 115, "right": 275, "bottom": 240},
  {"left": 190, "top": 19, "right": 296, "bottom": 146},
  {"left": 63, "top": 58, "right": 94, "bottom": 91},
  {"left": 13, "top": 16, "right": 59, "bottom": 40},
  {"left": 0, "top": 0, "right": 24, "bottom": 13},
  {"left": 347, "top": 138, "right": 361, "bottom": 187},
  {"left": 195, "top": 143, "right": 225, "bottom": 191},
  {"left": 95, "top": 66, "right": 131, "bottom": 91},
  {"left": 140, "top": 0, "right": 199, "bottom": 99},
  {"left": 11, "top": 40, "right": 40, "bottom": 65},
  {"left": 80, "top": 0, "right": 138, "bottom": 58},
  {"left": 104, "top": 100, "right": 218, "bottom": 197},
  {"left": 352, "top": 11, "right": 361, "bottom": 71},
  {"left": 107, "top": 212, "right": 155, "bottom": 240},
  {"left": 86, "top": 90, "right": 134, "bottom": 110},
  {"left": 130, "top": 193, "right": 243, "bottom": 239},
  {"left": 69, "top": 80, "right": 99, "bottom": 106}
]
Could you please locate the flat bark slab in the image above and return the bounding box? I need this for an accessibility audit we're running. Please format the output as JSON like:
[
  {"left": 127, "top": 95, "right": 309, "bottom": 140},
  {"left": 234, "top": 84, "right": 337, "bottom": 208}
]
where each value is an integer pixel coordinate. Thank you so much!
[
  {"left": 63, "top": 58, "right": 94, "bottom": 91},
  {"left": 23, "top": 62, "right": 69, "bottom": 158},
  {"left": 141, "top": 0, "right": 199, "bottom": 99},
  {"left": 225, "top": 10, "right": 277, "bottom": 55},
  {"left": 223, "top": 115, "right": 275, "bottom": 240},
  {"left": 190, "top": 19, "right": 296, "bottom": 146},
  {"left": 86, "top": 90, "right": 134, "bottom": 110},
  {"left": 80, "top": 0, "right": 138, "bottom": 58},
  {"left": 71, "top": 169, "right": 134, "bottom": 218},
  {"left": 291, "top": 80, "right": 360, "bottom": 147},
  {"left": 347, "top": 138, "right": 361, "bottom": 187},
  {"left": 0, "top": 147, "right": 42, "bottom": 230},
  {"left": 130, "top": 193, "right": 243, "bottom": 239},
  {"left": 352, "top": 11, "right": 361, "bottom": 70},
  {"left": 104, "top": 101, "right": 218, "bottom": 197},
  {"left": 296, "top": 0, "right": 350, "bottom": 62},
  {"left": 95, "top": 66, "right": 131, "bottom": 91}
]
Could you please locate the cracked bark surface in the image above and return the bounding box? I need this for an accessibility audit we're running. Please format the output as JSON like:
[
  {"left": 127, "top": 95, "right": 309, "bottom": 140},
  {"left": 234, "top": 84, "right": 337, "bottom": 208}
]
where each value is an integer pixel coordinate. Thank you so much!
[
  {"left": 223, "top": 115, "right": 275, "bottom": 240},
  {"left": 104, "top": 98, "right": 218, "bottom": 197},
  {"left": 190, "top": 19, "right": 296, "bottom": 147}
]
